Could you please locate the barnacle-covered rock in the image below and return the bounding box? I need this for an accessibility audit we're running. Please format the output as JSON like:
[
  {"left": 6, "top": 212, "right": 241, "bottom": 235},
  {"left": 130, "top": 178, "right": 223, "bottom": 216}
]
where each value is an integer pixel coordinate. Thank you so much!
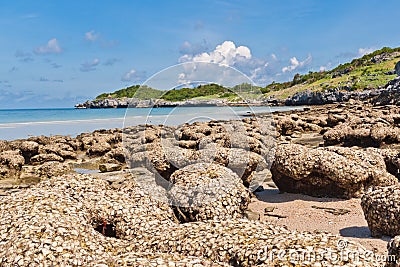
[
  {"left": 0, "top": 173, "right": 380, "bottom": 266},
  {"left": 361, "top": 185, "right": 400, "bottom": 237},
  {"left": 271, "top": 143, "right": 397, "bottom": 198},
  {"left": 0, "top": 150, "right": 25, "bottom": 179},
  {"left": 168, "top": 163, "right": 250, "bottom": 222},
  {"left": 35, "top": 161, "right": 71, "bottom": 178}
]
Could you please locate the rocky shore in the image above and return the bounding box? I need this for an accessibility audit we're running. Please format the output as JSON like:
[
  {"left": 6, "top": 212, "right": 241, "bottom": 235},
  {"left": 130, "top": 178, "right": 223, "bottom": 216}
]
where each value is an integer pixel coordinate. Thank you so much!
[
  {"left": 75, "top": 98, "right": 271, "bottom": 109},
  {"left": 3, "top": 80, "right": 400, "bottom": 265}
]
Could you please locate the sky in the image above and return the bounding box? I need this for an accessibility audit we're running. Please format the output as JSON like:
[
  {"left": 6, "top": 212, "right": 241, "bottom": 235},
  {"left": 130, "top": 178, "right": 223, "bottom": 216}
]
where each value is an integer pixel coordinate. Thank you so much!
[{"left": 0, "top": 0, "right": 399, "bottom": 108}]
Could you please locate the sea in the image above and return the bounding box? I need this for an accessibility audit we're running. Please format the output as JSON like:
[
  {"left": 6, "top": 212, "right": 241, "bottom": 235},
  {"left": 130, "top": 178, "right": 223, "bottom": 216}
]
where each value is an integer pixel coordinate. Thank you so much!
[{"left": 0, "top": 106, "right": 303, "bottom": 141}]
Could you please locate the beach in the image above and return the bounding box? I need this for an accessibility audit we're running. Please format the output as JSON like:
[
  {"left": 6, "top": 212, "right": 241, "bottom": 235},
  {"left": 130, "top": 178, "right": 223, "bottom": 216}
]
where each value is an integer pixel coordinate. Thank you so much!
[{"left": 0, "top": 100, "right": 399, "bottom": 266}]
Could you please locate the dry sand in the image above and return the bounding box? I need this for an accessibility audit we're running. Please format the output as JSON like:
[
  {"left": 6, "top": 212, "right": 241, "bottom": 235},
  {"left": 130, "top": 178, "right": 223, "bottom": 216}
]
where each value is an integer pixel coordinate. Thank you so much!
[{"left": 249, "top": 186, "right": 391, "bottom": 256}]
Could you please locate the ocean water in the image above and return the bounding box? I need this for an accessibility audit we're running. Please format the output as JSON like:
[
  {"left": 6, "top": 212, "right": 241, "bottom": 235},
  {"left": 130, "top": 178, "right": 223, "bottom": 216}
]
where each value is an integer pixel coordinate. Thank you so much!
[{"left": 0, "top": 106, "right": 303, "bottom": 140}]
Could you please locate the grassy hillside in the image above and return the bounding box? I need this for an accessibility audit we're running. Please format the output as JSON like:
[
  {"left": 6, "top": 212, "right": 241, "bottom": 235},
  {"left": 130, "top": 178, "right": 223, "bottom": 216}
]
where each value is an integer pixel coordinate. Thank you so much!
[
  {"left": 263, "top": 47, "right": 400, "bottom": 99},
  {"left": 95, "top": 47, "right": 400, "bottom": 101}
]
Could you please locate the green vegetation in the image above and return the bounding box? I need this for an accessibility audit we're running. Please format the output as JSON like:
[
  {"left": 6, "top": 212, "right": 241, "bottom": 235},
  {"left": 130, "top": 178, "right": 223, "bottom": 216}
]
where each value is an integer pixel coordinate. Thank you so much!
[
  {"left": 96, "top": 83, "right": 263, "bottom": 101},
  {"left": 264, "top": 46, "right": 400, "bottom": 99},
  {"left": 96, "top": 85, "right": 162, "bottom": 100},
  {"left": 95, "top": 47, "right": 400, "bottom": 101}
]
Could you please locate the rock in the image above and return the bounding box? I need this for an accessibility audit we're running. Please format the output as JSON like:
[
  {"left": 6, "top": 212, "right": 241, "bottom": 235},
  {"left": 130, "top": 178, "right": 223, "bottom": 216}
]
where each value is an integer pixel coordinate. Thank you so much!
[
  {"left": 244, "top": 210, "right": 260, "bottom": 221},
  {"left": 387, "top": 235, "right": 400, "bottom": 267},
  {"left": 0, "top": 172, "right": 382, "bottom": 266},
  {"left": 30, "top": 153, "right": 64, "bottom": 165},
  {"left": 323, "top": 105, "right": 400, "bottom": 147},
  {"left": 271, "top": 144, "right": 397, "bottom": 198},
  {"left": 87, "top": 142, "right": 112, "bottom": 157},
  {"left": 168, "top": 163, "right": 251, "bottom": 222},
  {"left": 124, "top": 119, "right": 275, "bottom": 190},
  {"left": 40, "top": 143, "right": 76, "bottom": 160},
  {"left": 372, "top": 77, "right": 400, "bottom": 106},
  {"left": 19, "top": 141, "right": 39, "bottom": 163},
  {"left": 35, "top": 161, "right": 71, "bottom": 178},
  {"left": 102, "top": 146, "right": 126, "bottom": 163},
  {"left": 396, "top": 61, "right": 400, "bottom": 76},
  {"left": 0, "top": 150, "right": 25, "bottom": 179},
  {"left": 99, "top": 163, "right": 123, "bottom": 173},
  {"left": 361, "top": 186, "right": 400, "bottom": 237},
  {"left": 0, "top": 140, "right": 10, "bottom": 152}
]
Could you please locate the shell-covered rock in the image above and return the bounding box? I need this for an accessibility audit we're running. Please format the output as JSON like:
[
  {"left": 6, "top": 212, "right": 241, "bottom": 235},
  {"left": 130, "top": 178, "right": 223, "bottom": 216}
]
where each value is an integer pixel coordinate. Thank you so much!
[
  {"left": 271, "top": 143, "right": 397, "bottom": 198},
  {"left": 361, "top": 185, "right": 400, "bottom": 237},
  {"left": 123, "top": 118, "right": 276, "bottom": 189},
  {"left": 0, "top": 150, "right": 25, "bottom": 179},
  {"left": 34, "top": 161, "right": 72, "bottom": 178},
  {"left": 168, "top": 163, "right": 251, "bottom": 222},
  {"left": 387, "top": 235, "right": 400, "bottom": 267},
  {"left": 0, "top": 173, "right": 381, "bottom": 266}
]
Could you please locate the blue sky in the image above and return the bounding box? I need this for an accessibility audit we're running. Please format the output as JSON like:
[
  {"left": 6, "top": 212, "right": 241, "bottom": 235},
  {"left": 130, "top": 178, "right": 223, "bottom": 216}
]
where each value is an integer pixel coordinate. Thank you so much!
[{"left": 1, "top": 0, "right": 399, "bottom": 108}]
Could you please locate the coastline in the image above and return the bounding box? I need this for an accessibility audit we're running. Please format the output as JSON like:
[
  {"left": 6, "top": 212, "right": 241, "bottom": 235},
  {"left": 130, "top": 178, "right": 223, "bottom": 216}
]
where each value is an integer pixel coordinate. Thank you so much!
[
  {"left": 1, "top": 100, "right": 400, "bottom": 265},
  {"left": 0, "top": 106, "right": 303, "bottom": 140}
]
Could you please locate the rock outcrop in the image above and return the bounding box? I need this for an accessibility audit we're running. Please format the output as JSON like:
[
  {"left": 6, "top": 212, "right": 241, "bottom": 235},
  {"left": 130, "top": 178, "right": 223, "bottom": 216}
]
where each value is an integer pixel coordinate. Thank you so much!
[
  {"left": 0, "top": 173, "right": 381, "bottom": 266},
  {"left": 322, "top": 104, "right": 400, "bottom": 147},
  {"left": 124, "top": 118, "right": 275, "bottom": 190},
  {"left": 372, "top": 77, "right": 400, "bottom": 106},
  {"left": 271, "top": 144, "right": 397, "bottom": 198},
  {"left": 284, "top": 88, "right": 378, "bottom": 106},
  {"left": 361, "top": 185, "right": 400, "bottom": 237}
]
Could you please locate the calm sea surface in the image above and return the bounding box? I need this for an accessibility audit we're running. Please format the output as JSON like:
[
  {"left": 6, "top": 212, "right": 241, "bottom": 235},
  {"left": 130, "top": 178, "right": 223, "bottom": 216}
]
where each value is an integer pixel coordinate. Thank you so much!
[{"left": 0, "top": 106, "right": 303, "bottom": 140}]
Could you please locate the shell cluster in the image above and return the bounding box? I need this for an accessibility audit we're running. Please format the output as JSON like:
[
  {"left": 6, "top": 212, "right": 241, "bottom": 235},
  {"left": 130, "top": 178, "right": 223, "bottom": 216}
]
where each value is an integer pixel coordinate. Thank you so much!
[
  {"left": 0, "top": 172, "right": 380, "bottom": 266},
  {"left": 271, "top": 143, "right": 398, "bottom": 198},
  {"left": 123, "top": 118, "right": 276, "bottom": 190},
  {"left": 361, "top": 185, "right": 400, "bottom": 237},
  {"left": 168, "top": 163, "right": 251, "bottom": 222}
]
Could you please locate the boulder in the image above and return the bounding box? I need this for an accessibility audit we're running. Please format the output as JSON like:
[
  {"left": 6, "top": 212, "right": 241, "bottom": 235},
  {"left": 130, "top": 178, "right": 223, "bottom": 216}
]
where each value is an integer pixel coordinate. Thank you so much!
[
  {"left": 271, "top": 144, "right": 397, "bottom": 198},
  {"left": 361, "top": 186, "right": 400, "bottom": 237},
  {"left": 40, "top": 143, "right": 76, "bottom": 160},
  {"left": 101, "top": 146, "right": 126, "bottom": 163},
  {"left": 35, "top": 161, "right": 71, "bottom": 178},
  {"left": 396, "top": 61, "right": 400, "bottom": 76},
  {"left": 30, "top": 153, "right": 64, "bottom": 165},
  {"left": 87, "top": 142, "right": 112, "bottom": 157},
  {"left": 19, "top": 141, "right": 40, "bottom": 163},
  {"left": 0, "top": 150, "right": 25, "bottom": 179},
  {"left": 99, "top": 163, "right": 123, "bottom": 173},
  {"left": 168, "top": 163, "right": 250, "bottom": 222}
]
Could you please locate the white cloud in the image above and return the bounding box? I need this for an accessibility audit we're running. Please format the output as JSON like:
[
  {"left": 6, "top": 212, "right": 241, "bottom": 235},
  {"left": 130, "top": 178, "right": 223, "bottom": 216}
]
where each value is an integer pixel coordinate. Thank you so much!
[
  {"left": 80, "top": 58, "right": 100, "bottom": 72},
  {"left": 34, "top": 38, "right": 63, "bottom": 55},
  {"left": 121, "top": 68, "right": 145, "bottom": 82},
  {"left": 282, "top": 55, "right": 312, "bottom": 73},
  {"left": 178, "top": 40, "right": 274, "bottom": 85},
  {"left": 85, "top": 30, "right": 99, "bottom": 42},
  {"left": 179, "top": 41, "right": 252, "bottom": 66},
  {"left": 271, "top": 53, "right": 277, "bottom": 60},
  {"left": 358, "top": 47, "right": 374, "bottom": 56}
]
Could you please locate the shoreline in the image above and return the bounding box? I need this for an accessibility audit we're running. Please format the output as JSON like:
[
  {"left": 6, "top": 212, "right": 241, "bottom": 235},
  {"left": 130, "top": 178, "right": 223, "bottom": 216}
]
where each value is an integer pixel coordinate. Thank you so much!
[{"left": 0, "top": 105, "right": 303, "bottom": 141}]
